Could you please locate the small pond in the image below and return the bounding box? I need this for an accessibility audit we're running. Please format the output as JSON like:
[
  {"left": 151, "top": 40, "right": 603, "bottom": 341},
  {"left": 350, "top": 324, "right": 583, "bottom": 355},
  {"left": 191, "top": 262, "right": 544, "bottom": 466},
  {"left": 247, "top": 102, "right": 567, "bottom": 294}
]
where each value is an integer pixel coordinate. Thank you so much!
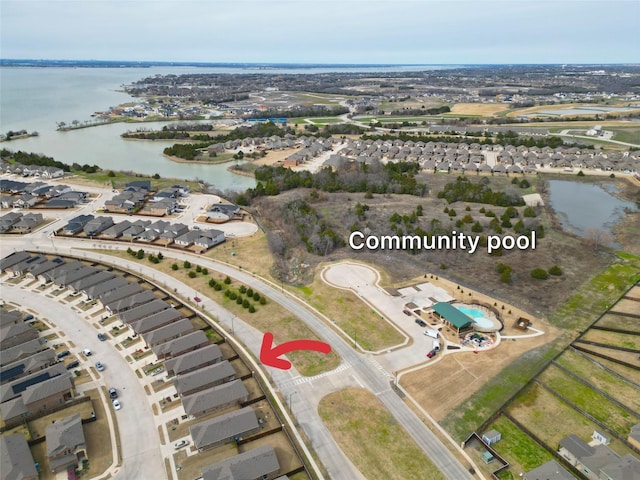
[{"left": 548, "top": 180, "right": 637, "bottom": 238}]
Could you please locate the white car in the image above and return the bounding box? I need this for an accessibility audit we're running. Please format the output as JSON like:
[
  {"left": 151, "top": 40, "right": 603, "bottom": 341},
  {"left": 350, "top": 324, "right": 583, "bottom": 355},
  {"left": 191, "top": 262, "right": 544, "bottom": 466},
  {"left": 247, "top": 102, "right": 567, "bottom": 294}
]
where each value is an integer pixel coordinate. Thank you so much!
[
  {"left": 83, "top": 348, "right": 92, "bottom": 356},
  {"left": 112, "top": 399, "right": 121, "bottom": 410},
  {"left": 174, "top": 439, "right": 189, "bottom": 449},
  {"left": 95, "top": 361, "right": 105, "bottom": 372}
]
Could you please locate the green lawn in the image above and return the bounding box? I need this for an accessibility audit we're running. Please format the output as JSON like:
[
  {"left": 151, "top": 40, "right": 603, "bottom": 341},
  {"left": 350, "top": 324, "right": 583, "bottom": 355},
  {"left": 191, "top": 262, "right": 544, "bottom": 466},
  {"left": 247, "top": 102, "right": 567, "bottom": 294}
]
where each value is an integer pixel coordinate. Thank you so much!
[
  {"left": 489, "top": 415, "right": 554, "bottom": 472},
  {"left": 609, "top": 127, "right": 640, "bottom": 145}
]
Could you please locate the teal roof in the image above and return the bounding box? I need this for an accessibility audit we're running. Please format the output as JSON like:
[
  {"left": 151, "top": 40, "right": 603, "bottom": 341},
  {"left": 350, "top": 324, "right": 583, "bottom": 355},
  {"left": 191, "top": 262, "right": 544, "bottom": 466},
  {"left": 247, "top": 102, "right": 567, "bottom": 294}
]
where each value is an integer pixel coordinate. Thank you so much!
[{"left": 432, "top": 302, "right": 473, "bottom": 329}]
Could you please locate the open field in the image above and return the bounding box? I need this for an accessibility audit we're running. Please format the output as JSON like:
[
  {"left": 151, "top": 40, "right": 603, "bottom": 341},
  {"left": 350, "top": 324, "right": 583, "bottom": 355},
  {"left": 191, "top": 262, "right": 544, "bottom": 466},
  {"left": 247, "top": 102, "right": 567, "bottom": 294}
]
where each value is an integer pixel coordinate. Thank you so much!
[
  {"left": 608, "top": 127, "right": 640, "bottom": 145},
  {"left": 609, "top": 297, "right": 640, "bottom": 315},
  {"left": 505, "top": 103, "right": 640, "bottom": 118},
  {"left": 450, "top": 103, "right": 510, "bottom": 116},
  {"left": 572, "top": 341, "right": 640, "bottom": 370},
  {"left": 318, "top": 388, "right": 445, "bottom": 480}
]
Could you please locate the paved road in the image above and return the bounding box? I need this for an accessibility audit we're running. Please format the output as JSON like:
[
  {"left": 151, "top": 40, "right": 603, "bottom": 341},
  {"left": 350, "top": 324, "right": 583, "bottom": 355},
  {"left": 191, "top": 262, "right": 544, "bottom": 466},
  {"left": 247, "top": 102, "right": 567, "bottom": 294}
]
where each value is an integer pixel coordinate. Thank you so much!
[{"left": 0, "top": 282, "right": 164, "bottom": 480}]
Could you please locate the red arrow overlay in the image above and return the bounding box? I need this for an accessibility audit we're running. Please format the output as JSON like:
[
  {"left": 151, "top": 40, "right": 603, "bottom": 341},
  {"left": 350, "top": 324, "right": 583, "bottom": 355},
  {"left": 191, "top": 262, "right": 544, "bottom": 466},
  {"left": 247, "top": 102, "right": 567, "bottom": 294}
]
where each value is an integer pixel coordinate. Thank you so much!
[{"left": 260, "top": 332, "right": 332, "bottom": 370}]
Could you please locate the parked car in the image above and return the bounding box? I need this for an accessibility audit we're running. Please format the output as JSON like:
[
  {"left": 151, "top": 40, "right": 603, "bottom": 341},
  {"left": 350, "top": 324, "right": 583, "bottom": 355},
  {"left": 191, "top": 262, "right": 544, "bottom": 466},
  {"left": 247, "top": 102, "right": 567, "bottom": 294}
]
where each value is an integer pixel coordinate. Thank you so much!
[
  {"left": 415, "top": 319, "right": 427, "bottom": 327},
  {"left": 426, "top": 349, "right": 438, "bottom": 358},
  {"left": 174, "top": 439, "right": 189, "bottom": 450},
  {"left": 22, "top": 314, "right": 34, "bottom": 322},
  {"left": 402, "top": 310, "right": 412, "bottom": 316},
  {"left": 95, "top": 361, "right": 105, "bottom": 372},
  {"left": 97, "top": 333, "right": 106, "bottom": 341},
  {"left": 83, "top": 348, "right": 92, "bottom": 356},
  {"left": 56, "top": 350, "right": 70, "bottom": 359},
  {"left": 66, "top": 360, "right": 79, "bottom": 370},
  {"left": 112, "top": 399, "right": 121, "bottom": 410},
  {"left": 109, "top": 388, "right": 118, "bottom": 399}
]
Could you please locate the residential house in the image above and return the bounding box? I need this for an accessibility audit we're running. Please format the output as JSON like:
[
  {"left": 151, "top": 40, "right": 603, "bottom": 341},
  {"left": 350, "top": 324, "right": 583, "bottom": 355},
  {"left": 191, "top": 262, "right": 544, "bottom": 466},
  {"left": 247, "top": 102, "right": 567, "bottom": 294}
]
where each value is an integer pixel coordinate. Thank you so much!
[
  {"left": 0, "top": 363, "right": 68, "bottom": 404},
  {"left": 151, "top": 330, "right": 209, "bottom": 360},
  {"left": 173, "top": 360, "right": 235, "bottom": 397},
  {"left": 129, "top": 308, "right": 183, "bottom": 335},
  {"left": 12, "top": 193, "right": 38, "bottom": 209},
  {"left": 5, "top": 255, "right": 47, "bottom": 277},
  {"left": 0, "top": 251, "right": 32, "bottom": 271},
  {"left": 159, "top": 223, "right": 189, "bottom": 244},
  {"left": 121, "top": 220, "right": 151, "bottom": 240},
  {"left": 142, "top": 318, "right": 193, "bottom": 347},
  {"left": 0, "top": 322, "right": 39, "bottom": 350},
  {"left": 84, "top": 276, "right": 128, "bottom": 300},
  {"left": 0, "top": 308, "right": 22, "bottom": 328},
  {"left": 45, "top": 413, "right": 87, "bottom": 474},
  {"left": 39, "top": 167, "right": 64, "bottom": 179},
  {"left": 25, "top": 258, "right": 64, "bottom": 279},
  {"left": 43, "top": 199, "right": 76, "bottom": 209},
  {"left": 0, "top": 434, "right": 38, "bottom": 480},
  {"left": 42, "top": 260, "right": 84, "bottom": 284},
  {"left": 57, "top": 191, "right": 87, "bottom": 203},
  {"left": 101, "top": 220, "right": 132, "bottom": 239},
  {"left": 118, "top": 299, "right": 170, "bottom": 323},
  {"left": 523, "top": 460, "right": 575, "bottom": 480},
  {"left": 22, "top": 374, "right": 75, "bottom": 413},
  {"left": 125, "top": 180, "right": 151, "bottom": 191},
  {"left": 83, "top": 216, "right": 114, "bottom": 236},
  {"left": 599, "top": 455, "right": 640, "bottom": 480},
  {"left": 206, "top": 203, "right": 242, "bottom": 223},
  {"left": 0, "top": 212, "right": 22, "bottom": 232},
  {"left": 1, "top": 339, "right": 46, "bottom": 367},
  {"left": 105, "top": 290, "right": 156, "bottom": 315},
  {"left": 200, "top": 444, "right": 280, "bottom": 480},
  {"left": 558, "top": 434, "right": 620, "bottom": 480},
  {"left": 68, "top": 271, "right": 116, "bottom": 294},
  {"left": 627, "top": 424, "right": 640, "bottom": 450},
  {"left": 0, "top": 349, "right": 57, "bottom": 384},
  {"left": 174, "top": 229, "right": 225, "bottom": 249},
  {"left": 98, "top": 282, "right": 144, "bottom": 306},
  {"left": 182, "top": 379, "right": 248, "bottom": 418},
  {"left": 62, "top": 215, "right": 94, "bottom": 235},
  {"left": 163, "top": 343, "right": 223, "bottom": 377},
  {"left": 0, "top": 195, "right": 14, "bottom": 209},
  {"left": 190, "top": 406, "right": 259, "bottom": 452},
  {"left": 56, "top": 266, "right": 100, "bottom": 288}
]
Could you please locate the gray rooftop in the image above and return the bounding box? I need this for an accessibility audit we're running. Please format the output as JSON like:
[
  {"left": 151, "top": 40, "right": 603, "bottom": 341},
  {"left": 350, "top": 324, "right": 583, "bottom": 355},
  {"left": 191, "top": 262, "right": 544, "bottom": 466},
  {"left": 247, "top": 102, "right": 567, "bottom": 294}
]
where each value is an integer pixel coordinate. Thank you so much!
[
  {"left": 45, "top": 413, "right": 85, "bottom": 458},
  {"left": 164, "top": 343, "right": 223, "bottom": 376},
  {"left": 84, "top": 276, "right": 128, "bottom": 299},
  {"left": 99, "top": 282, "right": 143, "bottom": 304},
  {"left": 0, "top": 251, "right": 31, "bottom": 271},
  {"left": 174, "top": 360, "right": 235, "bottom": 396},
  {"left": 190, "top": 406, "right": 258, "bottom": 450},
  {"left": 130, "top": 308, "right": 183, "bottom": 334},
  {"left": 183, "top": 379, "right": 248, "bottom": 417},
  {"left": 142, "top": 317, "right": 193, "bottom": 346},
  {"left": 523, "top": 460, "right": 575, "bottom": 480},
  {"left": 22, "top": 374, "right": 73, "bottom": 405},
  {"left": 68, "top": 270, "right": 115, "bottom": 292},
  {"left": 0, "top": 434, "right": 38, "bottom": 480},
  {"left": 1, "top": 338, "right": 45, "bottom": 366},
  {"left": 118, "top": 298, "right": 170, "bottom": 323},
  {"left": 0, "top": 308, "right": 22, "bottom": 327},
  {"left": 201, "top": 444, "right": 279, "bottom": 480},
  {"left": 152, "top": 330, "right": 208, "bottom": 358},
  {"left": 56, "top": 266, "right": 99, "bottom": 287},
  {"left": 599, "top": 454, "right": 640, "bottom": 480}
]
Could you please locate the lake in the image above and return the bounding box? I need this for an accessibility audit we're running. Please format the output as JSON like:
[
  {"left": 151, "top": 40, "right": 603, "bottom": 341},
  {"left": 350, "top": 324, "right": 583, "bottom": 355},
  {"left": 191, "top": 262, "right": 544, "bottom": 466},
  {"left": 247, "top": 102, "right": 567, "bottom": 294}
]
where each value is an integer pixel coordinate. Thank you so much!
[{"left": 547, "top": 179, "right": 637, "bottom": 238}]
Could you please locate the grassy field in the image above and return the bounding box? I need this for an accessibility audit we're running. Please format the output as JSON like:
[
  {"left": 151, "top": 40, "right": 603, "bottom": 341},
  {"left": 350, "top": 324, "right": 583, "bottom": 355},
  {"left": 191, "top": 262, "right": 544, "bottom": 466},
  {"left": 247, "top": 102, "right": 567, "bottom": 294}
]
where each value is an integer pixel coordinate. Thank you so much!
[
  {"left": 295, "top": 268, "right": 405, "bottom": 351},
  {"left": 318, "top": 388, "right": 446, "bottom": 480},
  {"left": 488, "top": 415, "right": 554, "bottom": 474},
  {"left": 581, "top": 328, "right": 640, "bottom": 349},
  {"left": 609, "top": 126, "right": 640, "bottom": 145},
  {"left": 100, "top": 249, "right": 340, "bottom": 376},
  {"left": 306, "top": 117, "right": 344, "bottom": 124},
  {"left": 66, "top": 170, "right": 206, "bottom": 192}
]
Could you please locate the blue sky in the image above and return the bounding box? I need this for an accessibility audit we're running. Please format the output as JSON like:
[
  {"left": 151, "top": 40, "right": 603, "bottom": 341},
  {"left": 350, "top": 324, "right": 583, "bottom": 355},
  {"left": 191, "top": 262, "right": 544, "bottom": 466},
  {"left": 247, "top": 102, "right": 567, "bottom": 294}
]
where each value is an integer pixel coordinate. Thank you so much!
[{"left": 1, "top": 0, "right": 638, "bottom": 64}]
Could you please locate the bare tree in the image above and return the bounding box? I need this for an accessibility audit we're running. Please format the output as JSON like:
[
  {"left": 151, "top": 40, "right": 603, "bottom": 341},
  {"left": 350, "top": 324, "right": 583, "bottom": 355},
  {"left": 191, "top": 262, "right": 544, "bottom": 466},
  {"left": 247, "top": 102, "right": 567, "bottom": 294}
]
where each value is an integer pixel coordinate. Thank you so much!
[{"left": 584, "top": 227, "right": 613, "bottom": 251}]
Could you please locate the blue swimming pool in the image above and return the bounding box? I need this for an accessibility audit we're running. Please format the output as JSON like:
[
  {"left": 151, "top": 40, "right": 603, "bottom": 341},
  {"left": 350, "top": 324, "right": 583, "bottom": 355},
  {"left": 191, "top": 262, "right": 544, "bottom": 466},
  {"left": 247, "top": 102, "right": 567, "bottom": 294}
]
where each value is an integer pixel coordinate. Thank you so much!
[{"left": 455, "top": 305, "right": 494, "bottom": 329}]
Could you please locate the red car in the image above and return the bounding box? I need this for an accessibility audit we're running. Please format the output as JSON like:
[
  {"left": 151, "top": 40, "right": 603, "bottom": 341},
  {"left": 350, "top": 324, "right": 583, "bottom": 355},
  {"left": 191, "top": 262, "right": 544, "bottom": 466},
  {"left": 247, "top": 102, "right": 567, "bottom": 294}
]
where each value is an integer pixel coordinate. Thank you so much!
[{"left": 426, "top": 349, "right": 438, "bottom": 358}]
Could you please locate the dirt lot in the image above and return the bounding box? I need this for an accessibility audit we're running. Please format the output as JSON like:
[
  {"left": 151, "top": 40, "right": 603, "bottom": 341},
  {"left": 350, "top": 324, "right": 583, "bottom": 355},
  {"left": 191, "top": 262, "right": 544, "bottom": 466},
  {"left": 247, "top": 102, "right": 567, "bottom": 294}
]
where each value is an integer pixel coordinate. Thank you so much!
[
  {"left": 401, "top": 318, "right": 559, "bottom": 422},
  {"left": 610, "top": 297, "right": 640, "bottom": 315},
  {"left": 450, "top": 103, "right": 509, "bottom": 116}
]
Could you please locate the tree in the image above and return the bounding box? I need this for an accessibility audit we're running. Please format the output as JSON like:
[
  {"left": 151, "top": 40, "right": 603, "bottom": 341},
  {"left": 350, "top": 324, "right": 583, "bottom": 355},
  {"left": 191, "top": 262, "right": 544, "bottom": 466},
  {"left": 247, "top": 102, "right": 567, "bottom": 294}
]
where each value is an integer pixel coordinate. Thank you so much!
[
  {"left": 584, "top": 228, "right": 613, "bottom": 252},
  {"left": 531, "top": 268, "right": 549, "bottom": 280},
  {"left": 549, "top": 265, "right": 563, "bottom": 276}
]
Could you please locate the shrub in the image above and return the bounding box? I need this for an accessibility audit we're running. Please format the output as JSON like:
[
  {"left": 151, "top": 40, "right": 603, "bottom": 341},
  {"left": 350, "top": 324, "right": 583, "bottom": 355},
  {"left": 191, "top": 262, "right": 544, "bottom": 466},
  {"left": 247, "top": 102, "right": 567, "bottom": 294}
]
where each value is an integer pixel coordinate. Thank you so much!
[
  {"left": 479, "top": 207, "right": 486, "bottom": 213},
  {"left": 253, "top": 292, "right": 260, "bottom": 301},
  {"left": 236, "top": 296, "right": 243, "bottom": 305},
  {"left": 248, "top": 304, "right": 256, "bottom": 313},
  {"left": 246, "top": 288, "right": 254, "bottom": 297},
  {"left": 209, "top": 278, "right": 217, "bottom": 287},
  {"left": 136, "top": 249, "right": 145, "bottom": 259},
  {"left": 523, "top": 206, "right": 536, "bottom": 218},
  {"left": 183, "top": 260, "right": 191, "bottom": 269},
  {"left": 188, "top": 271, "right": 196, "bottom": 278},
  {"left": 224, "top": 276, "right": 231, "bottom": 285},
  {"left": 440, "top": 263, "right": 446, "bottom": 270},
  {"left": 577, "top": 170, "right": 585, "bottom": 177},
  {"left": 472, "top": 221, "right": 483, "bottom": 233},
  {"left": 239, "top": 285, "right": 247, "bottom": 294},
  {"left": 462, "top": 214, "right": 473, "bottom": 223},
  {"left": 195, "top": 265, "right": 202, "bottom": 273},
  {"left": 214, "top": 283, "right": 222, "bottom": 291},
  {"left": 242, "top": 299, "right": 250, "bottom": 308},
  {"left": 259, "top": 297, "right": 267, "bottom": 305},
  {"left": 500, "top": 270, "right": 512, "bottom": 283},
  {"left": 519, "top": 179, "right": 530, "bottom": 188},
  {"left": 531, "top": 268, "right": 549, "bottom": 280},
  {"left": 201, "top": 268, "right": 208, "bottom": 275},
  {"left": 171, "top": 263, "right": 179, "bottom": 271},
  {"left": 229, "top": 291, "right": 237, "bottom": 300},
  {"left": 549, "top": 265, "right": 563, "bottom": 276},
  {"left": 448, "top": 208, "right": 457, "bottom": 217}
]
